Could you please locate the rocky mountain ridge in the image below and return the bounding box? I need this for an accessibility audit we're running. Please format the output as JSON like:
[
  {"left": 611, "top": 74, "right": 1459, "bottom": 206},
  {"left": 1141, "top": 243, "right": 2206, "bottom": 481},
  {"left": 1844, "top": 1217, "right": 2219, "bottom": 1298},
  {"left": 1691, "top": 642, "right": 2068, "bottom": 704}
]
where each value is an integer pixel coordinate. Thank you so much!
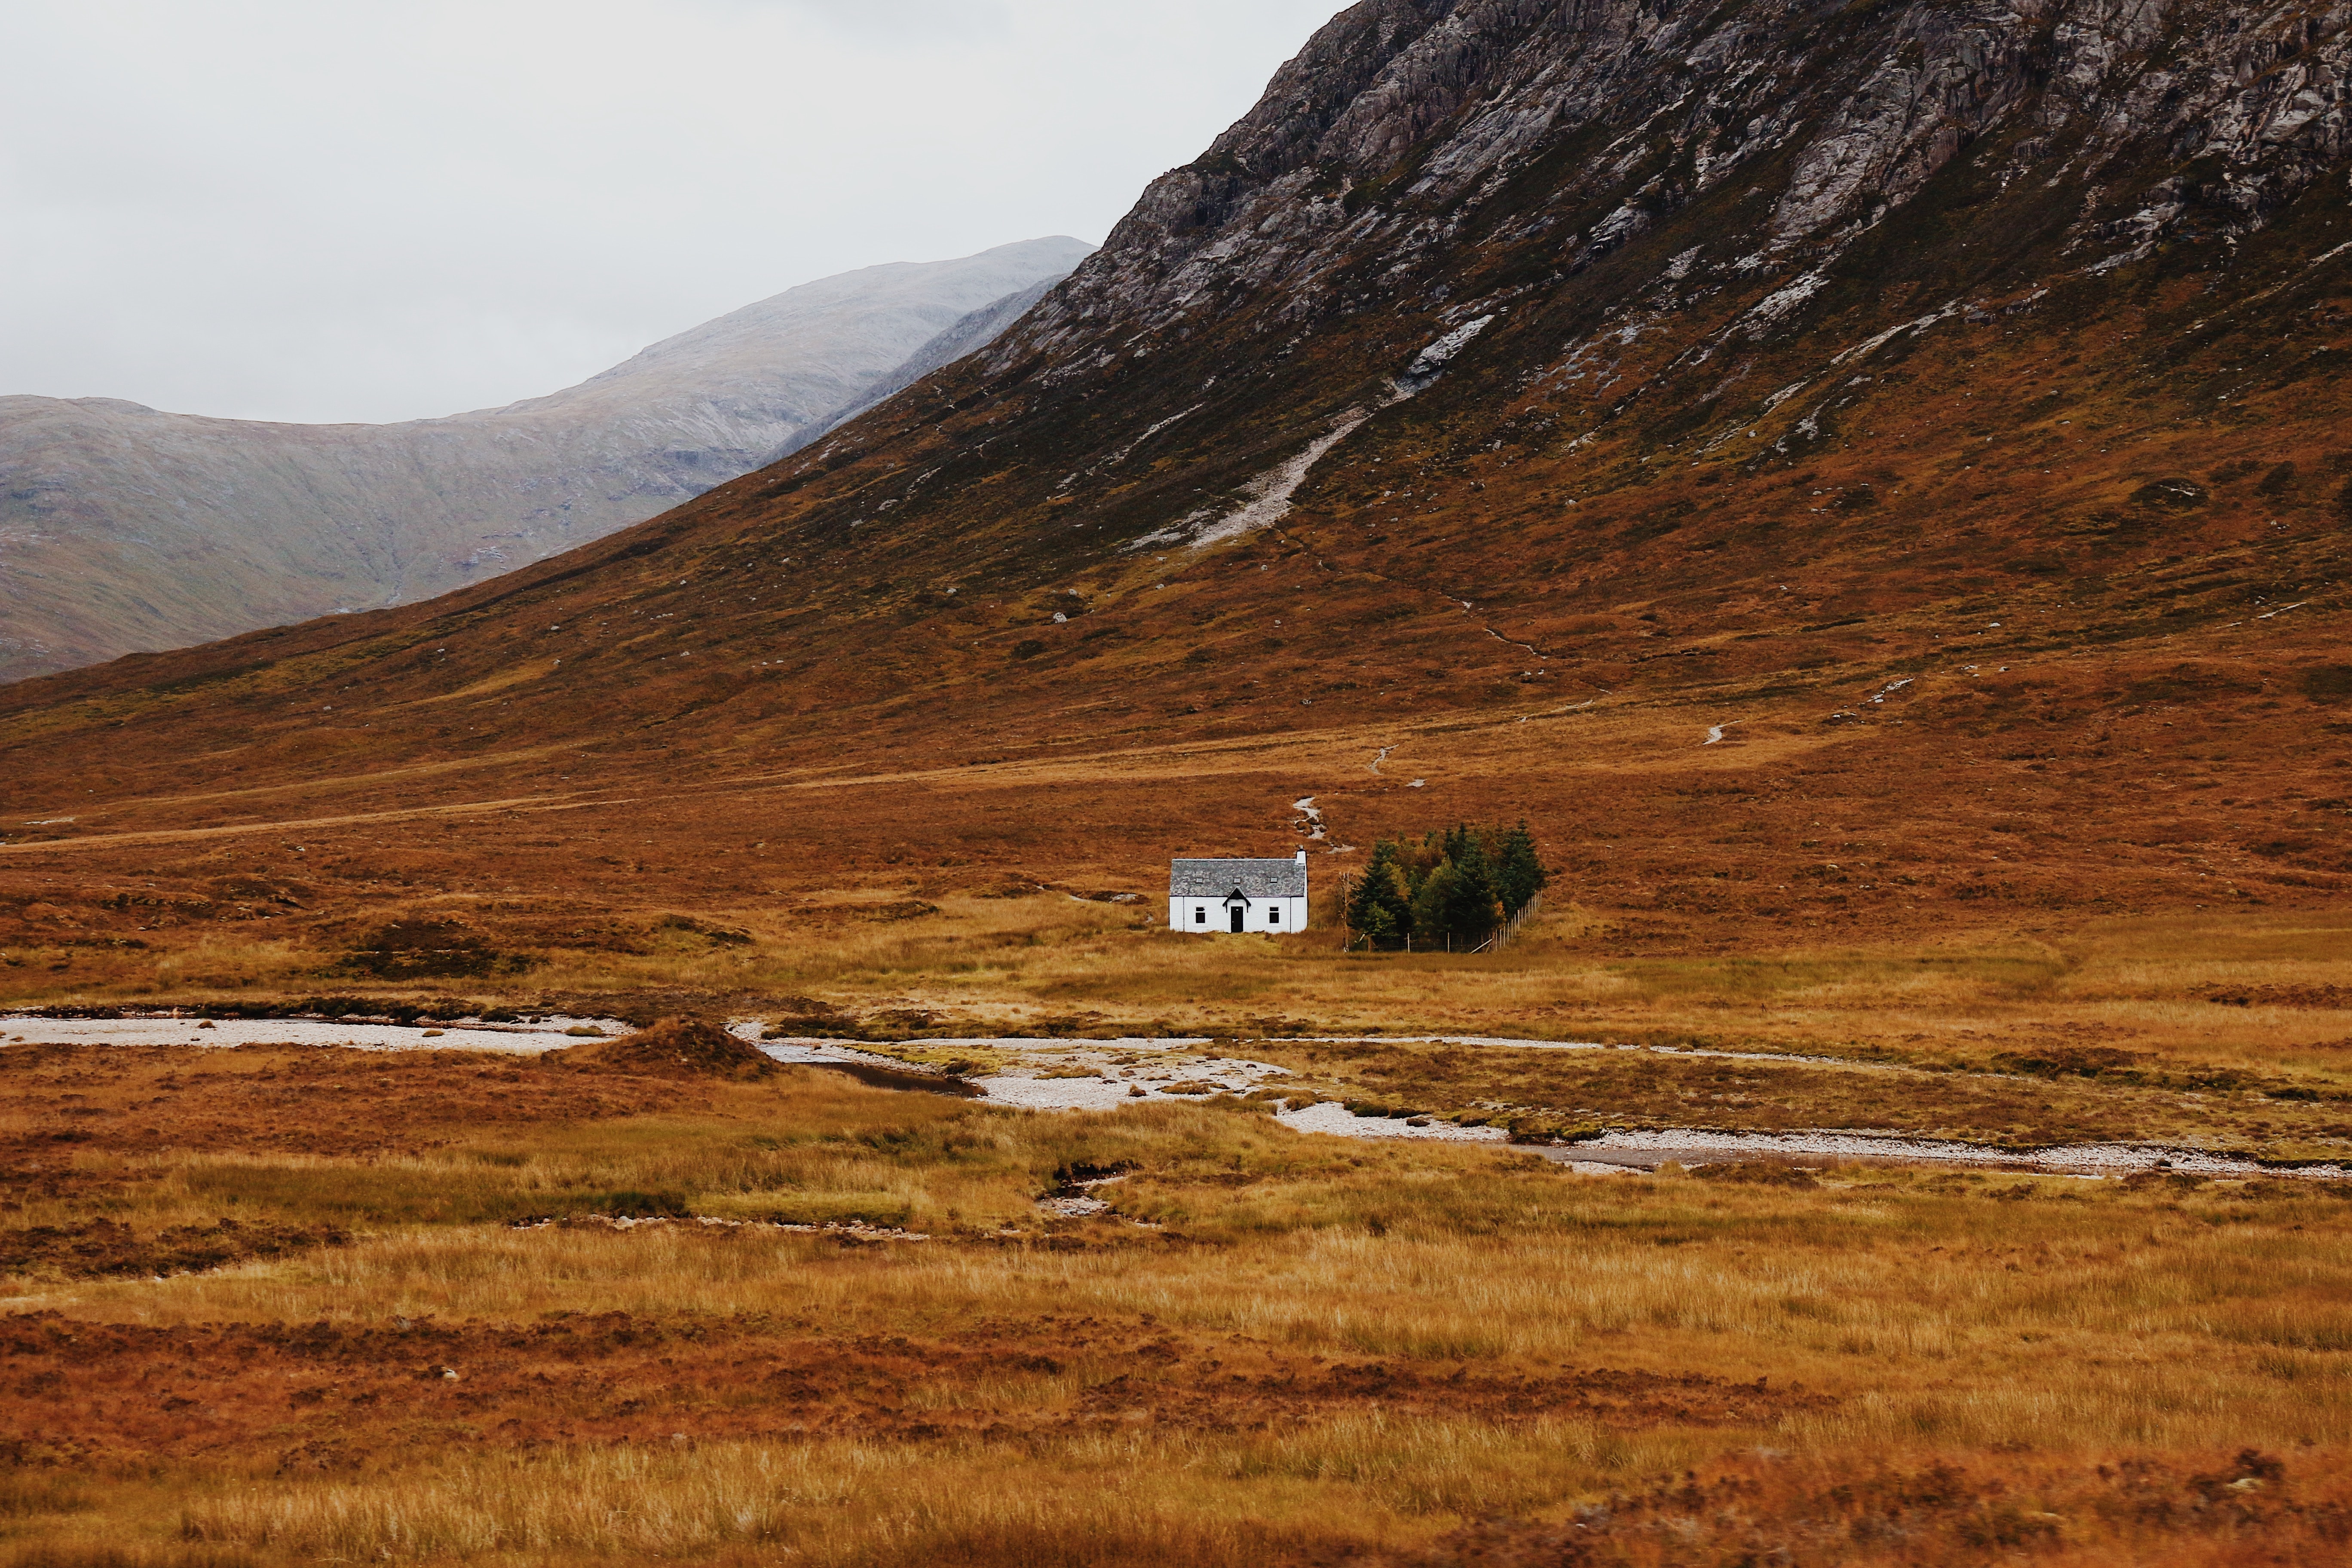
[
  {"left": 0, "top": 237, "right": 1090, "bottom": 681},
  {"left": 989, "top": 0, "right": 2351, "bottom": 450}
]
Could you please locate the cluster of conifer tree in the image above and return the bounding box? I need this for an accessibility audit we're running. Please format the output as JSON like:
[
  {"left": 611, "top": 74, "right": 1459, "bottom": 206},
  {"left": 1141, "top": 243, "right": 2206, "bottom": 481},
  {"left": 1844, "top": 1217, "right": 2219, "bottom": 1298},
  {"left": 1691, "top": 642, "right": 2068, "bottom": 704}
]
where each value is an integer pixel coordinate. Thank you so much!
[{"left": 1342, "top": 821, "right": 1547, "bottom": 951}]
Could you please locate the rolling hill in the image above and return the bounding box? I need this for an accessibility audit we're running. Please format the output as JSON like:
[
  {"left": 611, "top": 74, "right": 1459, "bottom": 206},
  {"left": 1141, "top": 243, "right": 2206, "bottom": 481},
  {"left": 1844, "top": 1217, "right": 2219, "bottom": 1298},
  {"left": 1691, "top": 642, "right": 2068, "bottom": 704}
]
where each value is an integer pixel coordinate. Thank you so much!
[{"left": 0, "top": 237, "right": 1092, "bottom": 681}]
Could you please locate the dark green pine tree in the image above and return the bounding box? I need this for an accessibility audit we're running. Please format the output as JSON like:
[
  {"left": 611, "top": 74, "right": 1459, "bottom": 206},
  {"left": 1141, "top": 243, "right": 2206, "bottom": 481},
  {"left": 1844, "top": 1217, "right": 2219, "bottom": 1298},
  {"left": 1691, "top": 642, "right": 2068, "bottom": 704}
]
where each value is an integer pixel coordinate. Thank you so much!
[
  {"left": 1494, "top": 819, "right": 1549, "bottom": 917},
  {"left": 1346, "top": 839, "right": 1414, "bottom": 949},
  {"left": 1441, "top": 824, "right": 1503, "bottom": 944},
  {"left": 1409, "top": 860, "right": 1458, "bottom": 946}
]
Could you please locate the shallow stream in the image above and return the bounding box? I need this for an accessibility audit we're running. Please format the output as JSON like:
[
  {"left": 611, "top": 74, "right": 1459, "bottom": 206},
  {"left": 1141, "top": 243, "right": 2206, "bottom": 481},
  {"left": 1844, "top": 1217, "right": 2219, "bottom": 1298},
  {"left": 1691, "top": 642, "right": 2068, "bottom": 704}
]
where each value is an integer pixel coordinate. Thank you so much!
[
  {"left": 6, "top": 1016, "right": 2342, "bottom": 1180},
  {"left": 0, "top": 1013, "right": 627, "bottom": 1054}
]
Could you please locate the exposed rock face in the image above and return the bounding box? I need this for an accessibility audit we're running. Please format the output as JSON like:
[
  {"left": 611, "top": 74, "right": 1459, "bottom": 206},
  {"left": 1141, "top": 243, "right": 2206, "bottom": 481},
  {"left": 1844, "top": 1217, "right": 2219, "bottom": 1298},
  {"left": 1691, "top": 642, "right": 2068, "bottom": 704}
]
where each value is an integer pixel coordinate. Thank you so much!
[
  {"left": 0, "top": 238, "right": 1090, "bottom": 681},
  {"left": 1008, "top": 0, "right": 2349, "bottom": 385}
]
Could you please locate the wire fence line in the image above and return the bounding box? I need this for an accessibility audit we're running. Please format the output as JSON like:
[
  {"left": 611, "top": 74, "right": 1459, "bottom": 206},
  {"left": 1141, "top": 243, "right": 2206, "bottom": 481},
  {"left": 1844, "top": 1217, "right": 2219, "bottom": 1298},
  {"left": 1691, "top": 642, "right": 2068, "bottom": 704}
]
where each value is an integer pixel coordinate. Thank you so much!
[
  {"left": 1332, "top": 881, "right": 1545, "bottom": 954},
  {"left": 1477, "top": 888, "right": 1545, "bottom": 952}
]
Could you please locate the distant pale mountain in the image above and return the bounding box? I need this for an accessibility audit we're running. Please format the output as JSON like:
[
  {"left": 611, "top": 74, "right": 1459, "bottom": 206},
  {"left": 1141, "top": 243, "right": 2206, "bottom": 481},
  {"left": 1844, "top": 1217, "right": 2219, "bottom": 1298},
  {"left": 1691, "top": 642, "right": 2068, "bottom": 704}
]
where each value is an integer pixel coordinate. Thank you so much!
[{"left": 0, "top": 236, "right": 1091, "bottom": 680}]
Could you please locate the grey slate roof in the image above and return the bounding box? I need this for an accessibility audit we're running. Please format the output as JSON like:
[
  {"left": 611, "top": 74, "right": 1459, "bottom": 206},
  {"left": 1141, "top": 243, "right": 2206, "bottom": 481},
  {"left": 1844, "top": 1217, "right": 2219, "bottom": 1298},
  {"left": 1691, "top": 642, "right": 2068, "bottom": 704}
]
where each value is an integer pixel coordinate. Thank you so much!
[{"left": 1170, "top": 858, "right": 1307, "bottom": 899}]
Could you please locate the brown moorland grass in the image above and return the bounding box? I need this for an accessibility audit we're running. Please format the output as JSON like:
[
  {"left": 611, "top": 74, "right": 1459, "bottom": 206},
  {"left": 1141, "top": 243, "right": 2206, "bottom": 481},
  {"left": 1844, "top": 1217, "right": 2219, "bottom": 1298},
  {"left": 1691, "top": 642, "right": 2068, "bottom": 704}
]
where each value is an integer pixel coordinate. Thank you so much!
[
  {"left": 8, "top": 892, "right": 2352, "bottom": 1067},
  {"left": 3, "top": 628, "right": 2349, "bottom": 1059},
  {"left": 11, "top": 888, "right": 2352, "bottom": 1160},
  {"left": 4, "top": 1044, "right": 2352, "bottom": 1565}
]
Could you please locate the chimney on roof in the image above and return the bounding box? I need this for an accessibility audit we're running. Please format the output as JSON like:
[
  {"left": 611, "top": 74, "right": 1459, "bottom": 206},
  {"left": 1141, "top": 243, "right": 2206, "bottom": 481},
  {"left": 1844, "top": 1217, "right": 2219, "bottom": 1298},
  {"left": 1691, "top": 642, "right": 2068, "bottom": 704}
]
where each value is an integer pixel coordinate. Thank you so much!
[{"left": 1296, "top": 850, "right": 1307, "bottom": 864}]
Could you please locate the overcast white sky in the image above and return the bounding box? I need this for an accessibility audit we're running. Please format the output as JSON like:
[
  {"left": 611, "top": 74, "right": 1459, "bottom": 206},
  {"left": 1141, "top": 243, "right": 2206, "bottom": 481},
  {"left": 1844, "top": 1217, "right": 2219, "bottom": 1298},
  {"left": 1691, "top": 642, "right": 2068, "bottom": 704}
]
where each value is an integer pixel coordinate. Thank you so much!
[{"left": 0, "top": 0, "right": 1349, "bottom": 425}]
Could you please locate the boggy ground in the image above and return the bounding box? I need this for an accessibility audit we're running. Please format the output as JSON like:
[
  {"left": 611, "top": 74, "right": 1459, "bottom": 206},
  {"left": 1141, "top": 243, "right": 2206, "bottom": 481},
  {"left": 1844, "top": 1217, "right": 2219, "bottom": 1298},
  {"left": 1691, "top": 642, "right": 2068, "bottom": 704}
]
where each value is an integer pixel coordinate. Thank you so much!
[
  {"left": 8, "top": 875, "right": 2352, "bottom": 1163},
  {"left": 1238, "top": 1028, "right": 2352, "bottom": 1161},
  {"left": 5, "top": 1038, "right": 2352, "bottom": 1567}
]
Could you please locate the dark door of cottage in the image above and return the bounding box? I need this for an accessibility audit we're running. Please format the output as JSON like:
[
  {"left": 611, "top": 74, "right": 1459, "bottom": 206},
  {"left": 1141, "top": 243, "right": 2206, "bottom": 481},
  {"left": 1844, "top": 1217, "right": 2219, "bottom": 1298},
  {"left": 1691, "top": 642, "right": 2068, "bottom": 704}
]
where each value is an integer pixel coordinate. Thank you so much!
[{"left": 1229, "top": 904, "right": 1243, "bottom": 933}]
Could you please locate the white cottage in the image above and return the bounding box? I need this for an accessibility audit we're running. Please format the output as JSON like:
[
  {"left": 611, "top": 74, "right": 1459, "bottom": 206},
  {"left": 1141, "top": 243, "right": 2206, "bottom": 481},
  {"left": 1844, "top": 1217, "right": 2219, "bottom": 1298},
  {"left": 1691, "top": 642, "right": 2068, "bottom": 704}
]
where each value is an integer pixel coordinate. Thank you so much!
[{"left": 1170, "top": 852, "right": 1309, "bottom": 935}]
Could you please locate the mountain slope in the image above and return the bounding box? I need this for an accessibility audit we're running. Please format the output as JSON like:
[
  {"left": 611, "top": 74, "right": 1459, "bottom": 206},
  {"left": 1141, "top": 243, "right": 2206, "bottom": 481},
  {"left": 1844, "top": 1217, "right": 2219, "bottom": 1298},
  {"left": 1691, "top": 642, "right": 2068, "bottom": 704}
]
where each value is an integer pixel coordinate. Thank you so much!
[
  {"left": 0, "top": 0, "right": 2349, "bottom": 966},
  {"left": 793, "top": 274, "right": 1070, "bottom": 450},
  {"left": 0, "top": 237, "right": 1091, "bottom": 681}
]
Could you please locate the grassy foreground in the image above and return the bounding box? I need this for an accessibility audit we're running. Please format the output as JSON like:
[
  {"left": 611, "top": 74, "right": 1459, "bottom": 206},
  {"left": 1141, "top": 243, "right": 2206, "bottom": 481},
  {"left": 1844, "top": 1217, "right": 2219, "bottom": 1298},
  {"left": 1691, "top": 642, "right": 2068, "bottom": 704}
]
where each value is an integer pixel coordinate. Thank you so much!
[{"left": 5, "top": 1040, "right": 2352, "bottom": 1567}]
